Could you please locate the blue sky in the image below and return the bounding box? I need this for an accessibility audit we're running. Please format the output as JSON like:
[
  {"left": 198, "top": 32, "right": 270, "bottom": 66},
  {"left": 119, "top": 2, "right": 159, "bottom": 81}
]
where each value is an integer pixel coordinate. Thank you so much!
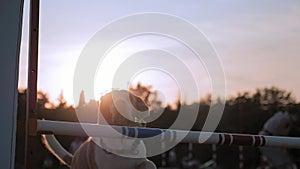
[{"left": 19, "top": 0, "right": 300, "bottom": 105}]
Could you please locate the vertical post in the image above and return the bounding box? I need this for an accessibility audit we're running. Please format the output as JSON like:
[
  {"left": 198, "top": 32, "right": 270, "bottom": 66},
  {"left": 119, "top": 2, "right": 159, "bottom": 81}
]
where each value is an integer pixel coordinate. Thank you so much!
[
  {"left": 238, "top": 102, "right": 244, "bottom": 169},
  {"left": 0, "top": 1, "right": 24, "bottom": 168},
  {"left": 239, "top": 146, "right": 244, "bottom": 169},
  {"left": 25, "top": 0, "right": 39, "bottom": 168},
  {"left": 212, "top": 144, "right": 217, "bottom": 167},
  {"left": 161, "top": 142, "right": 166, "bottom": 167},
  {"left": 188, "top": 143, "right": 193, "bottom": 159}
]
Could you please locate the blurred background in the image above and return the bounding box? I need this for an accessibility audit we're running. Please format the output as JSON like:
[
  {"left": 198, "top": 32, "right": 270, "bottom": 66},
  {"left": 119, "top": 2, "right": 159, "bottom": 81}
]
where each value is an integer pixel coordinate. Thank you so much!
[{"left": 16, "top": 0, "right": 300, "bottom": 168}]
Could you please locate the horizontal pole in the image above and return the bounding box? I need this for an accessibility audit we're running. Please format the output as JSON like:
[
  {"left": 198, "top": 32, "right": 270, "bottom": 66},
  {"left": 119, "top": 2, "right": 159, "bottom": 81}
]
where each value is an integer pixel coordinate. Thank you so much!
[{"left": 37, "top": 120, "right": 300, "bottom": 149}]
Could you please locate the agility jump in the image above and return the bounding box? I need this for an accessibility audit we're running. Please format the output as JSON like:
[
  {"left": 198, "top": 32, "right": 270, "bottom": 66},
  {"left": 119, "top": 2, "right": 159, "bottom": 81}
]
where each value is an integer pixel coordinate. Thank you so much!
[{"left": 38, "top": 120, "right": 300, "bottom": 149}]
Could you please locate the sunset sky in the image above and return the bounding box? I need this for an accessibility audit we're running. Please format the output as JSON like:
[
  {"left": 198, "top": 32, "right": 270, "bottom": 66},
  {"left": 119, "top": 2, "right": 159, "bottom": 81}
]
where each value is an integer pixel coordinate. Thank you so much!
[{"left": 18, "top": 0, "right": 300, "bottom": 106}]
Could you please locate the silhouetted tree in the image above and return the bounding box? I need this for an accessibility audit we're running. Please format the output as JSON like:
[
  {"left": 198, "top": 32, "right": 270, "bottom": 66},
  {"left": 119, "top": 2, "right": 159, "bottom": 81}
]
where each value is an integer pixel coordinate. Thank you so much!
[
  {"left": 57, "top": 91, "right": 67, "bottom": 109},
  {"left": 37, "top": 91, "right": 53, "bottom": 109},
  {"left": 77, "top": 90, "right": 86, "bottom": 107},
  {"left": 256, "top": 86, "right": 296, "bottom": 112}
]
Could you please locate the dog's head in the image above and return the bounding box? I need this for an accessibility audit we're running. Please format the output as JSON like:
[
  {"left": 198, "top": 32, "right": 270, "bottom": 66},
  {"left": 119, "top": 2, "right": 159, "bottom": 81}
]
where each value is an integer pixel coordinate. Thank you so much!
[
  {"left": 99, "top": 90, "right": 149, "bottom": 127},
  {"left": 263, "top": 111, "right": 291, "bottom": 136}
]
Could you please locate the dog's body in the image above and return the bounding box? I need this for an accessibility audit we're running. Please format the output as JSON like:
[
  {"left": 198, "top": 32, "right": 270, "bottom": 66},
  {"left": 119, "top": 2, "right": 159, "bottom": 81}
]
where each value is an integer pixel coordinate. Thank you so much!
[
  {"left": 71, "top": 137, "right": 154, "bottom": 169},
  {"left": 43, "top": 90, "right": 156, "bottom": 169}
]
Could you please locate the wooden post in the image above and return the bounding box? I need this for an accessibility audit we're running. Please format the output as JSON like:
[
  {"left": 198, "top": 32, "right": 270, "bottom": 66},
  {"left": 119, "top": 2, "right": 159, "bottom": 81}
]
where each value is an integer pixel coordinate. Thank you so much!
[{"left": 25, "top": 0, "right": 39, "bottom": 168}]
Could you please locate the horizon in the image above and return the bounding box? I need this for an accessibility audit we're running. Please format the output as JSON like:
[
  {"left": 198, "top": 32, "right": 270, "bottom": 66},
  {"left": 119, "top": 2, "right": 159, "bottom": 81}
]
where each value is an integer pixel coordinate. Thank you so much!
[
  {"left": 17, "top": 85, "right": 299, "bottom": 108},
  {"left": 18, "top": 0, "right": 300, "bottom": 106}
]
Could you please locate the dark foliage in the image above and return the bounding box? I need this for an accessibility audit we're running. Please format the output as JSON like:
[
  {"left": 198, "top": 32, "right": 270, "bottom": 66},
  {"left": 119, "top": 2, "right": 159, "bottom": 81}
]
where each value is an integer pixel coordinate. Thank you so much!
[{"left": 15, "top": 86, "right": 300, "bottom": 169}]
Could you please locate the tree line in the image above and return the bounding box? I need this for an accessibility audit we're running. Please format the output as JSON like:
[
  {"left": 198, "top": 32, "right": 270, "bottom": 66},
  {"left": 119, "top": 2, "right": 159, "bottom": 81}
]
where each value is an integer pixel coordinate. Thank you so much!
[{"left": 15, "top": 85, "right": 300, "bottom": 169}]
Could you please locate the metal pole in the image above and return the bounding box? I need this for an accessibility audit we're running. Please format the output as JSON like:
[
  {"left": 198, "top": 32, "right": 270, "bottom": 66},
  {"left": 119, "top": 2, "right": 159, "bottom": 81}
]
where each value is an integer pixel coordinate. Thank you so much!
[
  {"left": 25, "top": 0, "right": 39, "bottom": 168},
  {"left": 37, "top": 120, "right": 300, "bottom": 149}
]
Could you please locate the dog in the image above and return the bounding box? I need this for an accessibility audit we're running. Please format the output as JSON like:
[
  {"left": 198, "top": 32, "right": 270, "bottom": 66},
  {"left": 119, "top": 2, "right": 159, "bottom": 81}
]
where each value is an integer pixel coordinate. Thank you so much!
[
  {"left": 43, "top": 90, "right": 156, "bottom": 169},
  {"left": 258, "top": 111, "right": 295, "bottom": 169}
]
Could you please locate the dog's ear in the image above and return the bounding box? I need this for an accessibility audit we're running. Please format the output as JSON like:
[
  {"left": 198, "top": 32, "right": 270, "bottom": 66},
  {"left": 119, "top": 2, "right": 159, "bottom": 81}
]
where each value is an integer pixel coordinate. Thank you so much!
[
  {"left": 129, "top": 94, "right": 150, "bottom": 124},
  {"left": 132, "top": 96, "right": 149, "bottom": 112}
]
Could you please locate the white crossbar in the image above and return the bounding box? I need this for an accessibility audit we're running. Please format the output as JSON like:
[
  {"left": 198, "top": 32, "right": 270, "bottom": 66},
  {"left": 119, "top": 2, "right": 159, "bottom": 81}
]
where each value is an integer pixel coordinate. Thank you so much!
[{"left": 37, "top": 120, "right": 300, "bottom": 149}]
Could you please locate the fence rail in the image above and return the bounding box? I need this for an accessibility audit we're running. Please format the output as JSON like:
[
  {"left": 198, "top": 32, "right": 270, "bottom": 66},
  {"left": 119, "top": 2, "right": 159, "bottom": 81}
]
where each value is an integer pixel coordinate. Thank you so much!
[{"left": 37, "top": 120, "right": 300, "bottom": 149}]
